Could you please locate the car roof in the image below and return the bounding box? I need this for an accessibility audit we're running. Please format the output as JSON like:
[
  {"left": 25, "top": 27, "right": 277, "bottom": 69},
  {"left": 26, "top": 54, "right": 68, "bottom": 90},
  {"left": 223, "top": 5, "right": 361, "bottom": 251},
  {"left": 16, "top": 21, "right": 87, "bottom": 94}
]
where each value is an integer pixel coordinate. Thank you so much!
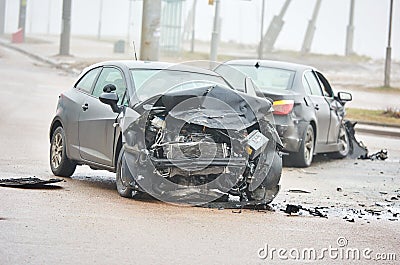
[
  {"left": 224, "top": 59, "right": 315, "bottom": 72},
  {"left": 86, "top": 60, "right": 221, "bottom": 76}
]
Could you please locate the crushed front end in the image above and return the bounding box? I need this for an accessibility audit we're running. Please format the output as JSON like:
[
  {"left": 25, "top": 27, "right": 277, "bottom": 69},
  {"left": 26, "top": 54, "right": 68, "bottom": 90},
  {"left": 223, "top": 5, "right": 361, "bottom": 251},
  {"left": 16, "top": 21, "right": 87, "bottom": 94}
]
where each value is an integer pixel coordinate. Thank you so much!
[{"left": 122, "top": 85, "right": 282, "bottom": 205}]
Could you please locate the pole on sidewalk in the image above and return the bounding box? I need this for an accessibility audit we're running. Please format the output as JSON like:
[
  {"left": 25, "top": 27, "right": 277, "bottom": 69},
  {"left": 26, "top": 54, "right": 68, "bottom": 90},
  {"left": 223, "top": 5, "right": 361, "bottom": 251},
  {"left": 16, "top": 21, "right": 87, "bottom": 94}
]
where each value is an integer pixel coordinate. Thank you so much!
[
  {"left": 18, "top": 0, "right": 27, "bottom": 41},
  {"left": 258, "top": 0, "right": 266, "bottom": 59},
  {"left": 301, "top": 0, "right": 322, "bottom": 55},
  {"left": 384, "top": 0, "right": 393, "bottom": 88},
  {"left": 345, "top": 0, "right": 355, "bottom": 56},
  {"left": 59, "top": 0, "right": 72, "bottom": 56},
  {"left": 210, "top": 0, "right": 221, "bottom": 62},
  {"left": 190, "top": 0, "right": 197, "bottom": 53},
  {"left": 140, "top": 0, "right": 161, "bottom": 61},
  {"left": 47, "top": 0, "right": 52, "bottom": 34},
  {"left": 0, "top": 0, "right": 6, "bottom": 35},
  {"left": 97, "top": 0, "right": 103, "bottom": 40}
]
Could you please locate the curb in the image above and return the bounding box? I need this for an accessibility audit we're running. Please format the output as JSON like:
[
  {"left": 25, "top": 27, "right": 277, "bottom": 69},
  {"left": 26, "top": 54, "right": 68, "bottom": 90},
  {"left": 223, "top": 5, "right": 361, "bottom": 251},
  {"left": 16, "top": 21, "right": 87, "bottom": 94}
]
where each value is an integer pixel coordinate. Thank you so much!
[
  {"left": 354, "top": 124, "right": 400, "bottom": 138},
  {"left": 0, "top": 39, "right": 81, "bottom": 75}
]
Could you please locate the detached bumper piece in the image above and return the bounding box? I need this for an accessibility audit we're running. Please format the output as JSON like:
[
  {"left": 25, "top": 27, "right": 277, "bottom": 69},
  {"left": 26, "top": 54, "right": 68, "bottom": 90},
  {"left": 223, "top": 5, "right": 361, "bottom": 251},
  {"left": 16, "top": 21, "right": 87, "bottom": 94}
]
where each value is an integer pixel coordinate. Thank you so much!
[{"left": 0, "top": 177, "right": 63, "bottom": 188}]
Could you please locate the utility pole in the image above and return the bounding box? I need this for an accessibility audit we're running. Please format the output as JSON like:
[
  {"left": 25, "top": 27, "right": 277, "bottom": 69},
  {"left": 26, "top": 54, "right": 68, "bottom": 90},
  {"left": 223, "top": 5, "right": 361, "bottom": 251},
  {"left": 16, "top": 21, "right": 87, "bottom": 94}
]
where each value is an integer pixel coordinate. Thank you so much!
[
  {"left": 258, "top": 0, "right": 266, "bottom": 59},
  {"left": 97, "top": 0, "right": 103, "bottom": 40},
  {"left": 47, "top": 0, "right": 52, "bottom": 34},
  {"left": 59, "top": 0, "right": 72, "bottom": 56},
  {"left": 190, "top": 0, "right": 197, "bottom": 53},
  {"left": 263, "top": 0, "right": 291, "bottom": 53},
  {"left": 140, "top": 0, "right": 161, "bottom": 61},
  {"left": 384, "top": 0, "right": 393, "bottom": 87},
  {"left": 301, "top": 0, "right": 322, "bottom": 55},
  {"left": 345, "top": 0, "right": 355, "bottom": 56},
  {"left": 0, "top": 0, "right": 6, "bottom": 35},
  {"left": 210, "top": 0, "right": 221, "bottom": 62},
  {"left": 18, "top": 0, "right": 28, "bottom": 41}
]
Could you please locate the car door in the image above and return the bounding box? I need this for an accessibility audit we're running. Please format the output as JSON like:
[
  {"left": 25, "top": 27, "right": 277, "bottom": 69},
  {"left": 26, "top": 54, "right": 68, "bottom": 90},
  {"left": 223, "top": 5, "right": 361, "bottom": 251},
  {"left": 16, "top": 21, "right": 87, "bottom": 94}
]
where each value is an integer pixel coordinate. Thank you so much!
[
  {"left": 78, "top": 66, "right": 127, "bottom": 166},
  {"left": 315, "top": 71, "right": 342, "bottom": 144},
  {"left": 303, "top": 71, "right": 331, "bottom": 147},
  {"left": 62, "top": 67, "right": 102, "bottom": 160}
]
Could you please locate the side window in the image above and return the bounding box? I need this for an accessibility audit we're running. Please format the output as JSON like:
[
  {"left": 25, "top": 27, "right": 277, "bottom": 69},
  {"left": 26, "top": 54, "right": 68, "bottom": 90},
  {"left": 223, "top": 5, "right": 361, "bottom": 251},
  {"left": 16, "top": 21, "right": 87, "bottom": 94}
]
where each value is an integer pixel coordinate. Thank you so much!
[
  {"left": 75, "top": 67, "right": 101, "bottom": 93},
  {"left": 316, "top": 72, "right": 333, "bottom": 97},
  {"left": 304, "top": 71, "right": 323, "bottom": 96},
  {"left": 92, "top": 67, "right": 127, "bottom": 105}
]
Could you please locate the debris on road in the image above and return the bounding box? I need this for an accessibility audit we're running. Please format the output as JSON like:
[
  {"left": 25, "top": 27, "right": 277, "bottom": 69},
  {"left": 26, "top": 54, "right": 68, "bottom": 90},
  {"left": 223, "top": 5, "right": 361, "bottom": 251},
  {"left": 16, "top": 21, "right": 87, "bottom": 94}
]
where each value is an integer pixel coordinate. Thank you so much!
[
  {"left": 288, "top": 189, "right": 311, "bottom": 194},
  {"left": 345, "top": 121, "right": 368, "bottom": 159},
  {"left": 282, "top": 204, "right": 328, "bottom": 218},
  {"left": 345, "top": 121, "right": 389, "bottom": 161},
  {"left": 359, "top": 149, "right": 388, "bottom": 161},
  {"left": 0, "top": 177, "right": 64, "bottom": 188}
]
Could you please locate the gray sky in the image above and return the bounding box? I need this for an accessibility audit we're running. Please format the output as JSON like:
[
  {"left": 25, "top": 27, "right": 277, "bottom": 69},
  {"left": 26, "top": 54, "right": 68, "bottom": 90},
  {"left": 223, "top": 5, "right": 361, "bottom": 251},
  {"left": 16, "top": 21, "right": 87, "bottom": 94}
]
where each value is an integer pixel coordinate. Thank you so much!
[{"left": 4, "top": 0, "right": 399, "bottom": 60}]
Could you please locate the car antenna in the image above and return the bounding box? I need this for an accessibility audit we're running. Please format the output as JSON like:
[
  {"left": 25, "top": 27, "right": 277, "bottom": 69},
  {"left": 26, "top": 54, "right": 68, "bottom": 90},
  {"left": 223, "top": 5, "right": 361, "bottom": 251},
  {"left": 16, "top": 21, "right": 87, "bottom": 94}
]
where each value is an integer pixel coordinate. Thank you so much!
[{"left": 132, "top": 41, "right": 138, "bottom": 61}]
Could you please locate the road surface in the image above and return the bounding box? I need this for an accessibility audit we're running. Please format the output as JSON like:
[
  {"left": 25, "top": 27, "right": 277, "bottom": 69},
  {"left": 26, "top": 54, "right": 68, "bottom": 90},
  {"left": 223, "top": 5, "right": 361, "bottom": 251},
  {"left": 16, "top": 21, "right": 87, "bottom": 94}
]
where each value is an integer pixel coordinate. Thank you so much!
[{"left": 0, "top": 46, "right": 399, "bottom": 264}]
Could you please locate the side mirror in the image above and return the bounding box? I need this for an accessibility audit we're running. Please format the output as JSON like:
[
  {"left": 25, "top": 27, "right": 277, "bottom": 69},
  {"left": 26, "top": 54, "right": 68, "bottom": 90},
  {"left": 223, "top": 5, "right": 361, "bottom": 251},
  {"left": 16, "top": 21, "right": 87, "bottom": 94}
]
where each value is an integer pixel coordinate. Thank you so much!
[
  {"left": 99, "top": 92, "right": 121, "bottom": 113},
  {"left": 103, "top": 84, "right": 116, "bottom": 93},
  {"left": 337, "top": 92, "right": 352, "bottom": 102}
]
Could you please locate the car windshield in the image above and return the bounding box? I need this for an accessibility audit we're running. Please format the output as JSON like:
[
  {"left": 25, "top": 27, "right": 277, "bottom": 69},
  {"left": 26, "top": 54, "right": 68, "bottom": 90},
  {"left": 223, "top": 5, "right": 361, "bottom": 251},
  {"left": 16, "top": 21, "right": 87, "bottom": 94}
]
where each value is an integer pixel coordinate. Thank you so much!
[
  {"left": 130, "top": 69, "right": 229, "bottom": 101},
  {"left": 227, "top": 65, "right": 295, "bottom": 91}
]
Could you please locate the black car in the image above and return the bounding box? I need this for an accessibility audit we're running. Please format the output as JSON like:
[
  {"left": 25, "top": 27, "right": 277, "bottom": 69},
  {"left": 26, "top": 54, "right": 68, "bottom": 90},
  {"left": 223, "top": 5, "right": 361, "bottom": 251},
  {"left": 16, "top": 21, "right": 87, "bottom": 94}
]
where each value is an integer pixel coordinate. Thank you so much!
[
  {"left": 49, "top": 61, "right": 283, "bottom": 205},
  {"left": 218, "top": 60, "right": 352, "bottom": 167}
]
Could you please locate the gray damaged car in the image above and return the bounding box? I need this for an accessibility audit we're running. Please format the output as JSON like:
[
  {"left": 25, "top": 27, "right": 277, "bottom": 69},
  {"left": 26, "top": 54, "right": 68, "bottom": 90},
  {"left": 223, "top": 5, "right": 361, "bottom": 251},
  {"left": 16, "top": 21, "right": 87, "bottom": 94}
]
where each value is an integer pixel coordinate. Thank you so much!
[{"left": 49, "top": 61, "right": 282, "bottom": 205}]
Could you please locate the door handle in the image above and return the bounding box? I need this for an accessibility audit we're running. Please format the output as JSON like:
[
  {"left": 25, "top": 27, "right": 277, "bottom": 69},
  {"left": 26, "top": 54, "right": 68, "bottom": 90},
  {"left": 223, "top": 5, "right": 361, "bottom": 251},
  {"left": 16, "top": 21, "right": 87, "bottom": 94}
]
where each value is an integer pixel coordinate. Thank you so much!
[
  {"left": 82, "top": 103, "right": 89, "bottom": 111},
  {"left": 314, "top": 104, "right": 319, "bottom": 111}
]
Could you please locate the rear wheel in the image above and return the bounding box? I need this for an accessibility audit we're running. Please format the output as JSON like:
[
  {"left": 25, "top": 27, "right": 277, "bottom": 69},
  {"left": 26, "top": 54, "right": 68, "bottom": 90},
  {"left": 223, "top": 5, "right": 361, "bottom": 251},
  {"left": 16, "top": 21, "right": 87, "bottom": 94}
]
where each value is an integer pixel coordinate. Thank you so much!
[
  {"left": 328, "top": 123, "right": 350, "bottom": 159},
  {"left": 50, "top": 127, "right": 76, "bottom": 177},
  {"left": 291, "top": 124, "right": 314, "bottom": 167}
]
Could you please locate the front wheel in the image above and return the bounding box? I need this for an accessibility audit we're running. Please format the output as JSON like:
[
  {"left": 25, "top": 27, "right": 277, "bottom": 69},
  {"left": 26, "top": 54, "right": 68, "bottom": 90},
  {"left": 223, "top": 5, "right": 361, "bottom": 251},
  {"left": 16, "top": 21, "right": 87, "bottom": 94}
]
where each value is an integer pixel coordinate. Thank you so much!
[
  {"left": 50, "top": 127, "right": 76, "bottom": 177},
  {"left": 328, "top": 123, "right": 350, "bottom": 159},
  {"left": 116, "top": 149, "right": 135, "bottom": 198},
  {"left": 290, "top": 124, "right": 315, "bottom": 167}
]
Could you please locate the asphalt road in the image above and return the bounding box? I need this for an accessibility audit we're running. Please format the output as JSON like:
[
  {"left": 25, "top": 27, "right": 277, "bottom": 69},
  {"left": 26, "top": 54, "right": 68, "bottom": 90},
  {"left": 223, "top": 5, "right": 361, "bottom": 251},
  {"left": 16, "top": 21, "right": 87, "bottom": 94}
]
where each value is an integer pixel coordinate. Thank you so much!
[{"left": 0, "top": 46, "right": 399, "bottom": 265}]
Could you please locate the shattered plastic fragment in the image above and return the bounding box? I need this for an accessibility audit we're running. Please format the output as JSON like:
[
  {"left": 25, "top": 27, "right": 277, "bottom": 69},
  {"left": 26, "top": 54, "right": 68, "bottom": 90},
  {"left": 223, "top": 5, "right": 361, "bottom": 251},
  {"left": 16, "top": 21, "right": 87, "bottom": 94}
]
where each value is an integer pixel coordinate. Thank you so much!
[
  {"left": 0, "top": 177, "right": 63, "bottom": 188},
  {"left": 359, "top": 149, "right": 388, "bottom": 161},
  {"left": 344, "top": 121, "right": 368, "bottom": 159}
]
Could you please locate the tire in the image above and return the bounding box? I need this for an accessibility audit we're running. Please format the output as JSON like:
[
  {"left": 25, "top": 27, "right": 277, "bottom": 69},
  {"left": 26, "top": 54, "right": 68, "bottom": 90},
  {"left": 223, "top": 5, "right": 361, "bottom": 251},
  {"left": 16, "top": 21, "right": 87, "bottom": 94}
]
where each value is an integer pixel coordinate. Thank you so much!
[
  {"left": 50, "top": 127, "right": 76, "bottom": 177},
  {"left": 290, "top": 124, "right": 315, "bottom": 167},
  {"left": 247, "top": 151, "right": 282, "bottom": 204},
  {"left": 116, "top": 149, "right": 134, "bottom": 198},
  {"left": 328, "top": 123, "right": 350, "bottom": 159}
]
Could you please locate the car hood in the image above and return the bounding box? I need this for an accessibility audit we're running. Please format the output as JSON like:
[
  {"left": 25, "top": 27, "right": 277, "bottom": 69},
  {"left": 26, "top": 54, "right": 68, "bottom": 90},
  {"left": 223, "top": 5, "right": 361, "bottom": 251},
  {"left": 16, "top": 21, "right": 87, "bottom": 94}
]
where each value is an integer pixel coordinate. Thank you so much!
[{"left": 156, "top": 84, "right": 273, "bottom": 131}]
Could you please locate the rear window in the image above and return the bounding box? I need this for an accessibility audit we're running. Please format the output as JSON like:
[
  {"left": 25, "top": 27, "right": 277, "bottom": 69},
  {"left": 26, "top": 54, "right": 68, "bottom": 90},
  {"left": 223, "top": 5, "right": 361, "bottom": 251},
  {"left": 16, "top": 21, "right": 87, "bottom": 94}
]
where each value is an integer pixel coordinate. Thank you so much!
[{"left": 231, "top": 65, "right": 295, "bottom": 91}]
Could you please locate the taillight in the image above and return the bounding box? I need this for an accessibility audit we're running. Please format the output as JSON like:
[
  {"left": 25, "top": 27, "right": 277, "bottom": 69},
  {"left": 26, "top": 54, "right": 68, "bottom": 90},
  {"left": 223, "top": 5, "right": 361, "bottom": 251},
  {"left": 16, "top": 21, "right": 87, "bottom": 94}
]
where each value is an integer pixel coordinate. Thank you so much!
[{"left": 273, "top": 100, "right": 294, "bottom": 115}]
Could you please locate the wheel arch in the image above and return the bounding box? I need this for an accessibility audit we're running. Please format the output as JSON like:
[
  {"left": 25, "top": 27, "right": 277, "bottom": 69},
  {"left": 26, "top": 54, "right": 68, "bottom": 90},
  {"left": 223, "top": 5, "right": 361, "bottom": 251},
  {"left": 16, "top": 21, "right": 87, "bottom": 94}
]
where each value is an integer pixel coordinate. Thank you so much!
[
  {"left": 49, "top": 118, "right": 64, "bottom": 143},
  {"left": 114, "top": 133, "right": 123, "bottom": 171},
  {"left": 309, "top": 120, "right": 317, "bottom": 150}
]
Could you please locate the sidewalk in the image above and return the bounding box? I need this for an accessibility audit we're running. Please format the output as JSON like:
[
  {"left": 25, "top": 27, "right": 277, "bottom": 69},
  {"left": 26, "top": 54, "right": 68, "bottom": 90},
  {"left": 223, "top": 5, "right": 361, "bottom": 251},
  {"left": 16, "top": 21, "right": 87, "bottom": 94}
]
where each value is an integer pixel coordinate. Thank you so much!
[
  {"left": 1, "top": 34, "right": 399, "bottom": 138},
  {"left": 0, "top": 34, "right": 130, "bottom": 75}
]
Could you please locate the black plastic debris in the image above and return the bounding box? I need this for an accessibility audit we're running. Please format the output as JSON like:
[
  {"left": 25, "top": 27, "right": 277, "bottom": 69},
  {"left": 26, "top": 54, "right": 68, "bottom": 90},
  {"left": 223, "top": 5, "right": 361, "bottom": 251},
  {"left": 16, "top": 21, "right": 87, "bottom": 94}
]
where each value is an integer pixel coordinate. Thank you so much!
[
  {"left": 288, "top": 189, "right": 311, "bottom": 194},
  {"left": 0, "top": 177, "right": 63, "bottom": 188},
  {"left": 282, "top": 204, "right": 327, "bottom": 218},
  {"left": 345, "top": 121, "right": 389, "bottom": 160},
  {"left": 344, "top": 121, "right": 368, "bottom": 159},
  {"left": 359, "top": 149, "right": 388, "bottom": 161}
]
